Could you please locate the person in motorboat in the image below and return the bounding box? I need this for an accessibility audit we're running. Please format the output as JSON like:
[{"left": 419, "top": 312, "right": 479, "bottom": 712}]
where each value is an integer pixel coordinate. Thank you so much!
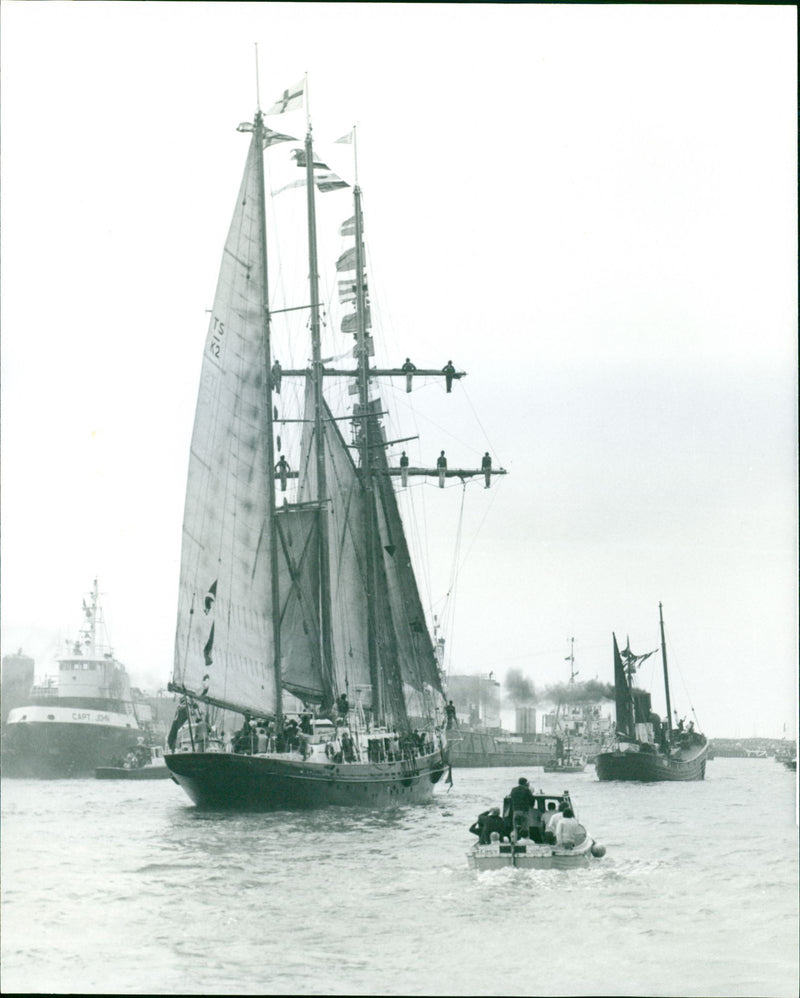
[
  {"left": 544, "top": 800, "right": 568, "bottom": 844},
  {"left": 508, "top": 777, "right": 536, "bottom": 839},
  {"left": 555, "top": 808, "right": 584, "bottom": 849},
  {"left": 527, "top": 805, "right": 545, "bottom": 843},
  {"left": 469, "top": 807, "right": 507, "bottom": 844}
]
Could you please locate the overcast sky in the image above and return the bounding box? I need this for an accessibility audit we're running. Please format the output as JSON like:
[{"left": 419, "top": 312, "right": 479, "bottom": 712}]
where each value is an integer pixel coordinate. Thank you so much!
[{"left": 1, "top": 2, "right": 796, "bottom": 739}]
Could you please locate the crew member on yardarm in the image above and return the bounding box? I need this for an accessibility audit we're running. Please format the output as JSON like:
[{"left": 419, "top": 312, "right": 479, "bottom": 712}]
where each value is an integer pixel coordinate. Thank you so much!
[
  {"left": 271, "top": 358, "right": 282, "bottom": 393},
  {"left": 401, "top": 357, "right": 417, "bottom": 393},
  {"left": 275, "top": 455, "right": 290, "bottom": 491},
  {"left": 400, "top": 450, "right": 410, "bottom": 488},
  {"left": 437, "top": 450, "right": 447, "bottom": 488},
  {"left": 482, "top": 451, "right": 492, "bottom": 488}
]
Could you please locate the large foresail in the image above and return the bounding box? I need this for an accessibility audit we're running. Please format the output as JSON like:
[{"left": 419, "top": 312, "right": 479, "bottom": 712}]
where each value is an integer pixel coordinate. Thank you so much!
[
  {"left": 296, "top": 382, "right": 373, "bottom": 707},
  {"left": 172, "top": 130, "right": 277, "bottom": 716}
]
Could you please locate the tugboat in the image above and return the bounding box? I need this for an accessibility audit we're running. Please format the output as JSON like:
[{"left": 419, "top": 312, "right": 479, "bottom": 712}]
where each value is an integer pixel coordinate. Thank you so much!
[
  {"left": 596, "top": 603, "right": 708, "bottom": 782},
  {"left": 3, "top": 580, "right": 145, "bottom": 778},
  {"left": 467, "top": 789, "right": 606, "bottom": 871}
]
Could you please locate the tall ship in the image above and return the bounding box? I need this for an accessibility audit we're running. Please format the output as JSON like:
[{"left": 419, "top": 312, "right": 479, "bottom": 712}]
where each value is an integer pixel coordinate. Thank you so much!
[
  {"left": 2, "top": 580, "right": 145, "bottom": 778},
  {"left": 164, "top": 81, "right": 505, "bottom": 809},
  {"left": 596, "top": 603, "right": 707, "bottom": 781}
]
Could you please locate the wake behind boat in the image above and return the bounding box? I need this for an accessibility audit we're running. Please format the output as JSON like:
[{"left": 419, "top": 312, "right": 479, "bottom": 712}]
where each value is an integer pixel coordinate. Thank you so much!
[
  {"left": 164, "top": 82, "right": 505, "bottom": 809},
  {"left": 596, "top": 603, "right": 707, "bottom": 782}
]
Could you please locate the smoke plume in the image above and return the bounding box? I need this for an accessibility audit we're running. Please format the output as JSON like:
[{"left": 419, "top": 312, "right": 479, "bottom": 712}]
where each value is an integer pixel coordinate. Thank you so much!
[
  {"left": 542, "top": 679, "right": 615, "bottom": 704},
  {"left": 504, "top": 668, "right": 538, "bottom": 705}
]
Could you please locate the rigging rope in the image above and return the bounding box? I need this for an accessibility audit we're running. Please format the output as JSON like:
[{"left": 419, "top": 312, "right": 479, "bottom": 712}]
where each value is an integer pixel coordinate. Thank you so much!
[{"left": 439, "top": 482, "right": 467, "bottom": 678}]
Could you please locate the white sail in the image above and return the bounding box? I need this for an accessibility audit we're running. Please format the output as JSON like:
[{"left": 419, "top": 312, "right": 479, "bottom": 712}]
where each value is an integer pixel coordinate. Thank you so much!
[
  {"left": 296, "top": 382, "right": 373, "bottom": 708},
  {"left": 172, "top": 131, "right": 277, "bottom": 715}
]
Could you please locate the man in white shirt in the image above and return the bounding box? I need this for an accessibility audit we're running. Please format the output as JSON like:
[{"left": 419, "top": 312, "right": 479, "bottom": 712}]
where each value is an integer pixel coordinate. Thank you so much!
[{"left": 555, "top": 807, "right": 581, "bottom": 848}]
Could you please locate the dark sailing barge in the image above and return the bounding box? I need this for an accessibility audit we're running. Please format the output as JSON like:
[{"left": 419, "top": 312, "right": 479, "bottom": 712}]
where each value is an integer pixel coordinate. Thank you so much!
[
  {"left": 165, "top": 83, "right": 505, "bottom": 809},
  {"left": 596, "top": 603, "right": 707, "bottom": 782}
]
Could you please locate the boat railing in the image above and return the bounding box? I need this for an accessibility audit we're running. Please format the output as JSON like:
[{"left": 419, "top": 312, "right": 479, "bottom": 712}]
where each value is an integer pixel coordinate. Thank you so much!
[{"left": 30, "top": 681, "right": 58, "bottom": 697}]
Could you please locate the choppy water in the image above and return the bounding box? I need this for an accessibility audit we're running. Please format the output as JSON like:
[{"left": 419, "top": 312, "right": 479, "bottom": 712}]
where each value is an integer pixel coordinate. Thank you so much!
[{"left": 1, "top": 758, "right": 797, "bottom": 996}]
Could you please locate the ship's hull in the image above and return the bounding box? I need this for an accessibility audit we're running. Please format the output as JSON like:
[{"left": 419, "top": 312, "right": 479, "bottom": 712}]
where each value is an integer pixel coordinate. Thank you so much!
[
  {"left": 595, "top": 743, "right": 707, "bottom": 782},
  {"left": 165, "top": 749, "right": 448, "bottom": 809},
  {"left": 2, "top": 721, "right": 142, "bottom": 778},
  {"left": 448, "top": 731, "right": 600, "bottom": 768},
  {"left": 3, "top": 694, "right": 142, "bottom": 778}
]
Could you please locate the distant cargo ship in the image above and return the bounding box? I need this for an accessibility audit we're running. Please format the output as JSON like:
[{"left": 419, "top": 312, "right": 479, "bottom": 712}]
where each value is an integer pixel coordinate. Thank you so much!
[
  {"left": 445, "top": 670, "right": 611, "bottom": 768},
  {"left": 2, "top": 580, "right": 147, "bottom": 778}
]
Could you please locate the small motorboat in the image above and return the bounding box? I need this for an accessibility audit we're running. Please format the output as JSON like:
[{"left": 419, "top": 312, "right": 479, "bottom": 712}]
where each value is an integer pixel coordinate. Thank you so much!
[
  {"left": 466, "top": 790, "right": 606, "bottom": 871},
  {"left": 95, "top": 744, "right": 172, "bottom": 780}
]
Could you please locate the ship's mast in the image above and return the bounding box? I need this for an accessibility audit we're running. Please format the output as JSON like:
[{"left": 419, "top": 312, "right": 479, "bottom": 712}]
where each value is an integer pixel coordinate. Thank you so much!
[
  {"left": 303, "top": 111, "right": 335, "bottom": 704},
  {"left": 253, "top": 109, "right": 283, "bottom": 730},
  {"left": 352, "top": 179, "right": 383, "bottom": 723},
  {"left": 566, "top": 637, "right": 576, "bottom": 683},
  {"left": 659, "top": 602, "right": 673, "bottom": 735}
]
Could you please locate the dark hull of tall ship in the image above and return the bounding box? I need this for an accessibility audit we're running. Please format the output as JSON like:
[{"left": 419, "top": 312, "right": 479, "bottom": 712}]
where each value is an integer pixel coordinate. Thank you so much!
[
  {"left": 2, "top": 721, "right": 141, "bottom": 778},
  {"left": 165, "top": 750, "right": 448, "bottom": 810},
  {"left": 595, "top": 743, "right": 707, "bottom": 782}
]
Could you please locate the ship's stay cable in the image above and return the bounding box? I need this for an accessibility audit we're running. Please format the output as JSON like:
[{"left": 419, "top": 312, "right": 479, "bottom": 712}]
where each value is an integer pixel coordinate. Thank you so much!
[
  {"left": 663, "top": 627, "right": 703, "bottom": 730},
  {"left": 448, "top": 479, "right": 503, "bottom": 584},
  {"left": 437, "top": 482, "right": 467, "bottom": 678},
  {"left": 460, "top": 382, "right": 505, "bottom": 468}
]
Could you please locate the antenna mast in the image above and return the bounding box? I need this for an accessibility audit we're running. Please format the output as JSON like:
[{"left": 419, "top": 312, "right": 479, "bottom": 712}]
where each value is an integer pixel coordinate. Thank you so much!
[{"left": 659, "top": 602, "right": 674, "bottom": 735}]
